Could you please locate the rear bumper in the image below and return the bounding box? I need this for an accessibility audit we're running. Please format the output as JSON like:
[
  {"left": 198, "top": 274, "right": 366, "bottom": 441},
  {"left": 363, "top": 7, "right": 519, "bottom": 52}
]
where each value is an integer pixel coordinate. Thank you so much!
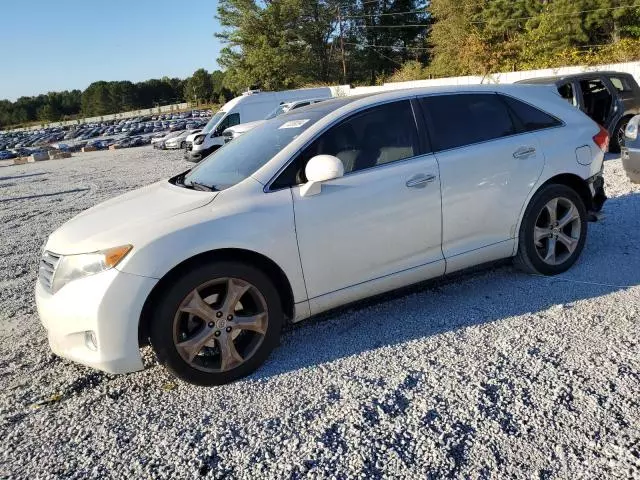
[{"left": 587, "top": 171, "right": 607, "bottom": 217}]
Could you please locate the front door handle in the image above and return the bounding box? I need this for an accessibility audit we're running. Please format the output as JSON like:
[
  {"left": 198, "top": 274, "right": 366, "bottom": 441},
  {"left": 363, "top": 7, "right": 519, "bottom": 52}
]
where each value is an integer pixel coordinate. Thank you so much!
[
  {"left": 406, "top": 174, "right": 437, "bottom": 188},
  {"left": 513, "top": 146, "right": 537, "bottom": 159}
]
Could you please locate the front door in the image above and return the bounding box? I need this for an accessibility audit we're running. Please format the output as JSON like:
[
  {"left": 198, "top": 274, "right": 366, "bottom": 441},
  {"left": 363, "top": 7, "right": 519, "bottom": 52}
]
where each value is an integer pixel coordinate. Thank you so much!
[{"left": 288, "top": 100, "right": 444, "bottom": 302}]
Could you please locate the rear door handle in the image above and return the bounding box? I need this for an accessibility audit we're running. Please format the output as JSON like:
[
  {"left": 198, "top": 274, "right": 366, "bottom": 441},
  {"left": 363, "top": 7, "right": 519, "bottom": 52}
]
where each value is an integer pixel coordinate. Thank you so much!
[
  {"left": 406, "top": 174, "right": 437, "bottom": 188},
  {"left": 513, "top": 146, "right": 537, "bottom": 159}
]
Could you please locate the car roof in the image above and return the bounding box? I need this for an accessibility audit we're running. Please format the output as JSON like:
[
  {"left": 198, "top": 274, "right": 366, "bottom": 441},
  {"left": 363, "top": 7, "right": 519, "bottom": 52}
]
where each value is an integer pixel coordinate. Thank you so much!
[
  {"left": 291, "top": 84, "right": 558, "bottom": 115},
  {"left": 516, "top": 71, "right": 631, "bottom": 85}
]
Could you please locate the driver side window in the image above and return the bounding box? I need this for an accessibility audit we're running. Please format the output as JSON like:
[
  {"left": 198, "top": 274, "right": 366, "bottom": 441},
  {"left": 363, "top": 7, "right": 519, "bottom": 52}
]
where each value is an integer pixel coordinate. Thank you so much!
[
  {"left": 270, "top": 100, "right": 419, "bottom": 189},
  {"left": 212, "top": 113, "right": 241, "bottom": 137}
]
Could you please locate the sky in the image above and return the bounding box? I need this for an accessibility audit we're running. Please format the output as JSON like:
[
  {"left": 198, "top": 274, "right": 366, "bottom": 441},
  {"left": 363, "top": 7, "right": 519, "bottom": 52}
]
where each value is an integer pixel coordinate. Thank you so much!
[{"left": 0, "top": 0, "right": 223, "bottom": 101}]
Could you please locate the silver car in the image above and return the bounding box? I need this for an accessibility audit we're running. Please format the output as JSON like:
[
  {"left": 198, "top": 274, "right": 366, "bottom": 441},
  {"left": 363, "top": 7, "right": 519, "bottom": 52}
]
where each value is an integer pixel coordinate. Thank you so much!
[{"left": 622, "top": 114, "right": 640, "bottom": 183}]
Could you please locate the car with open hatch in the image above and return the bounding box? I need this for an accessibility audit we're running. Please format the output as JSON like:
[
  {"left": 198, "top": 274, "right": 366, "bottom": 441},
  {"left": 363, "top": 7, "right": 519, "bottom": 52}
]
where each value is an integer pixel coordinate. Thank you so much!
[
  {"left": 517, "top": 71, "right": 640, "bottom": 153},
  {"left": 36, "top": 85, "right": 607, "bottom": 386}
]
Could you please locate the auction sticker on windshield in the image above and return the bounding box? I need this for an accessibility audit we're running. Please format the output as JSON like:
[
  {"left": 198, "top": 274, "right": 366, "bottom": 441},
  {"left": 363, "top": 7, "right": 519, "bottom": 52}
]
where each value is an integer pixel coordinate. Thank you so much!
[{"left": 279, "top": 119, "right": 310, "bottom": 129}]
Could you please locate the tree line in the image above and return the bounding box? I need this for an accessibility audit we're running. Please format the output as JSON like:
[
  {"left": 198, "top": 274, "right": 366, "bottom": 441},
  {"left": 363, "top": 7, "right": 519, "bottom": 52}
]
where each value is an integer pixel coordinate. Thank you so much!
[
  {"left": 0, "top": 70, "right": 234, "bottom": 129},
  {"left": 217, "top": 0, "right": 640, "bottom": 88},
  {"left": 3, "top": 0, "right": 640, "bottom": 128}
]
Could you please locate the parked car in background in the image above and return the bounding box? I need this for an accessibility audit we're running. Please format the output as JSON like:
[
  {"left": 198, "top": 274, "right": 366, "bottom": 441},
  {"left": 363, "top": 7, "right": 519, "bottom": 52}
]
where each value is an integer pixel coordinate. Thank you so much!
[
  {"left": 184, "top": 87, "right": 334, "bottom": 162},
  {"left": 517, "top": 71, "right": 640, "bottom": 152},
  {"left": 164, "top": 129, "right": 201, "bottom": 150},
  {"left": 151, "top": 130, "right": 182, "bottom": 149},
  {"left": 621, "top": 114, "right": 640, "bottom": 183},
  {"left": 37, "top": 85, "right": 607, "bottom": 386},
  {"left": 222, "top": 98, "right": 329, "bottom": 144}
]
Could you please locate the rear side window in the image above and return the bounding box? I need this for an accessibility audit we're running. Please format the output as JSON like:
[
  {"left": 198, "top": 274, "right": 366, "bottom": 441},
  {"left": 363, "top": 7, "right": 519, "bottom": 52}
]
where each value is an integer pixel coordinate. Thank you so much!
[
  {"left": 500, "top": 95, "right": 562, "bottom": 132},
  {"left": 420, "top": 94, "right": 515, "bottom": 151},
  {"left": 609, "top": 76, "right": 633, "bottom": 92}
]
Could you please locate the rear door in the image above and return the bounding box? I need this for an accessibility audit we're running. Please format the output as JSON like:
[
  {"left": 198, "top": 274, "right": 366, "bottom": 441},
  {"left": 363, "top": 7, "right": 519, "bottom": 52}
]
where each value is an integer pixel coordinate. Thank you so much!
[
  {"left": 419, "top": 93, "right": 546, "bottom": 266},
  {"left": 579, "top": 77, "right": 622, "bottom": 132},
  {"left": 605, "top": 74, "right": 639, "bottom": 114}
]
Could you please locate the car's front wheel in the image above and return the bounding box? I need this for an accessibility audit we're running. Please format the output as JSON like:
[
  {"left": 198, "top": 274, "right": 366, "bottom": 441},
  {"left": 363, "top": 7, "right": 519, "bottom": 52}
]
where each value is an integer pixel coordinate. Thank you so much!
[
  {"left": 150, "top": 261, "right": 283, "bottom": 386},
  {"left": 515, "top": 184, "right": 588, "bottom": 275}
]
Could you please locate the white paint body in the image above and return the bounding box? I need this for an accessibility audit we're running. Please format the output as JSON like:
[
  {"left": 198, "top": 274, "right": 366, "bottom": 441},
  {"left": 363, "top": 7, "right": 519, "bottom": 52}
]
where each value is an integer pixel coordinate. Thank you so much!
[{"left": 36, "top": 85, "right": 605, "bottom": 374}]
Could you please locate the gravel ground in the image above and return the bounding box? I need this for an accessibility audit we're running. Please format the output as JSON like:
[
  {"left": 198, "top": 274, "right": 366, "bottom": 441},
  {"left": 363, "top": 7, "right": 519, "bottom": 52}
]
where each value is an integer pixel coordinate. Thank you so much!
[{"left": 0, "top": 147, "right": 639, "bottom": 479}]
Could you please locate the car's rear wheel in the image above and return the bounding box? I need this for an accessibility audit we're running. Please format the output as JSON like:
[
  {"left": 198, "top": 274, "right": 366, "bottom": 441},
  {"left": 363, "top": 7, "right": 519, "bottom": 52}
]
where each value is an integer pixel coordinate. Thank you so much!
[
  {"left": 610, "top": 117, "right": 631, "bottom": 153},
  {"left": 514, "top": 184, "right": 588, "bottom": 275},
  {"left": 150, "top": 261, "right": 283, "bottom": 386}
]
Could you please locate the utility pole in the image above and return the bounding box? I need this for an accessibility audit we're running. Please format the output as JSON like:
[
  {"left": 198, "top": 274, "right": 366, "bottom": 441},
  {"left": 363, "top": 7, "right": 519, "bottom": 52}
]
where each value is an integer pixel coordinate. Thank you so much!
[{"left": 337, "top": 5, "right": 347, "bottom": 84}]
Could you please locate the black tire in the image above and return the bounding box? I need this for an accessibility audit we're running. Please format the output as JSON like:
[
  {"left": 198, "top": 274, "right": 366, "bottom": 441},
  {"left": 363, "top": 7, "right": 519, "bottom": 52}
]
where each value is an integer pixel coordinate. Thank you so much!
[
  {"left": 150, "top": 261, "right": 283, "bottom": 386},
  {"left": 610, "top": 117, "right": 631, "bottom": 154},
  {"left": 514, "top": 184, "right": 588, "bottom": 275}
]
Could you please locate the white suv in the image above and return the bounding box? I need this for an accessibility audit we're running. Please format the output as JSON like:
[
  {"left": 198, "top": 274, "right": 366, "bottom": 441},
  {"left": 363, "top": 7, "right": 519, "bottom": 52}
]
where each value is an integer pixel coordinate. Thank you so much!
[{"left": 36, "top": 85, "right": 607, "bottom": 385}]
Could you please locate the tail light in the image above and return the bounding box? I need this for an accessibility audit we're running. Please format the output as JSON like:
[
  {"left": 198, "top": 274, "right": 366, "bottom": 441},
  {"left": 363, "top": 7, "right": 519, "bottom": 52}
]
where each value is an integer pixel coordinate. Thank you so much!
[
  {"left": 626, "top": 115, "right": 639, "bottom": 141},
  {"left": 593, "top": 125, "right": 610, "bottom": 152}
]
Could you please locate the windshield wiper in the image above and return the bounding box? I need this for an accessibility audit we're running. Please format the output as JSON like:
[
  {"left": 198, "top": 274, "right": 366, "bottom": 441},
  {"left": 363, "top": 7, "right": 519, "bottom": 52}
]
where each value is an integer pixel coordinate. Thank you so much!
[{"left": 187, "top": 181, "right": 216, "bottom": 192}]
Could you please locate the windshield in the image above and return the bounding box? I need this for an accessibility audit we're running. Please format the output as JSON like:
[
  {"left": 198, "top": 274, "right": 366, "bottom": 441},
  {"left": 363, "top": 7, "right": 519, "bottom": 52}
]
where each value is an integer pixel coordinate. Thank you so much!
[
  {"left": 201, "top": 111, "right": 226, "bottom": 133},
  {"left": 265, "top": 104, "right": 289, "bottom": 120},
  {"left": 184, "top": 110, "right": 329, "bottom": 190}
]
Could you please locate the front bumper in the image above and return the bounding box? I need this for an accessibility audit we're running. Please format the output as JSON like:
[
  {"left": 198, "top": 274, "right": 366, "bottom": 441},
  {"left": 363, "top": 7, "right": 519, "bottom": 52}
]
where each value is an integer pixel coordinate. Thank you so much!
[
  {"left": 184, "top": 146, "right": 208, "bottom": 163},
  {"left": 36, "top": 268, "right": 157, "bottom": 374}
]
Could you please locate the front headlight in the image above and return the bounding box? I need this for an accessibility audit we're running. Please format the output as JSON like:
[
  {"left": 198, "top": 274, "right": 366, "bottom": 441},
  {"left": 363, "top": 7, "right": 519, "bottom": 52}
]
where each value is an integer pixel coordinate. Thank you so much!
[
  {"left": 625, "top": 115, "right": 639, "bottom": 141},
  {"left": 51, "top": 245, "right": 132, "bottom": 294}
]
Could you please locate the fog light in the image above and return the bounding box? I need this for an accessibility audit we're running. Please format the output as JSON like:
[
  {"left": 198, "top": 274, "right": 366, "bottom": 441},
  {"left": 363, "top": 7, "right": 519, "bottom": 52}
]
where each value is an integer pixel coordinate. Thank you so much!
[{"left": 85, "top": 331, "right": 98, "bottom": 351}]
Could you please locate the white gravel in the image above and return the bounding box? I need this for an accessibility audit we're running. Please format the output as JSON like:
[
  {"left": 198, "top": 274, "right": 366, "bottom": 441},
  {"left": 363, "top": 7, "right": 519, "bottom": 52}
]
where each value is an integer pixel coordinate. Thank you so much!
[{"left": 0, "top": 147, "right": 639, "bottom": 479}]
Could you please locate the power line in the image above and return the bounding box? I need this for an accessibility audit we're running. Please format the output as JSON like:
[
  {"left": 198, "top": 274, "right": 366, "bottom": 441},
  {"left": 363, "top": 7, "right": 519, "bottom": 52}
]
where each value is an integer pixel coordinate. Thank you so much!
[
  {"left": 337, "top": 2, "right": 640, "bottom": 24},
  {"left": 344, "top": 41, "right": 429, "bottom": 51},
  {"left": 469, "top": 3, "right": 640, "bottom": 25},
  {"left": 357, "top": 24, "right": 430, "bottom": 28},
  {"left": 341, "top": 9, "right": 428, "bottom": 19}
]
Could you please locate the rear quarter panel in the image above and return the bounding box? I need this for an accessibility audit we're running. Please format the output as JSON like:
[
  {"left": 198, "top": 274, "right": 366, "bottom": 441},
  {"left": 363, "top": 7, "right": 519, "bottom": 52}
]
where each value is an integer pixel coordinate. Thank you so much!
[{"left": 503, "top": 87, "right": 604, "bottom": 240}]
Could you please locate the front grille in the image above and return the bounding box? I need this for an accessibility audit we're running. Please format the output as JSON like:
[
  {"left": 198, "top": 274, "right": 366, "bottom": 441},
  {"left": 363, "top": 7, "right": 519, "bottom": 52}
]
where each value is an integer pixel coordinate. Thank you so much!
[
  {"left": 39, "top": 251, "right": 61, "bottom": 292},
  {"left": 186, "top": 141, "right": 193, "bottom": 152}
]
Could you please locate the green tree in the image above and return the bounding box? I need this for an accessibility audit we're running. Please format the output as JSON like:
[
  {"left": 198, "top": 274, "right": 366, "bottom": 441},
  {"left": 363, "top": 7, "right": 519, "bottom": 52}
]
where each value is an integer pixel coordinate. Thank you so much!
[
  {"left": 184, "top": 68, "right": 214, "bottom": 104},
  {"left": 216, "top": 0, "right": 312, "bottom": 91}
]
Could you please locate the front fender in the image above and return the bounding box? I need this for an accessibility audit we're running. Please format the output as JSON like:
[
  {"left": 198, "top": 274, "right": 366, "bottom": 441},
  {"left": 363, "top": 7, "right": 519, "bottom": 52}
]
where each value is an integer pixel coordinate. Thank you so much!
[{"left": 116, "top": 183, "right": 307, "bottom": 304}]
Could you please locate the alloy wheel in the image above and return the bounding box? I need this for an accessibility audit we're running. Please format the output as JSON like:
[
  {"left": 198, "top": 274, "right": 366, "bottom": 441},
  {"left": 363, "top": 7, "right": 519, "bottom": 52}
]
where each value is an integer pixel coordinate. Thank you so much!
[
  {"left": 172, "top": 277, "right": 268, "bottom": 373},
  {"left": 617, "top": 124, "right": 626, "bottom": 149},
  {"left": 534, "top": 197, "right": 581, "bottom": 266}
]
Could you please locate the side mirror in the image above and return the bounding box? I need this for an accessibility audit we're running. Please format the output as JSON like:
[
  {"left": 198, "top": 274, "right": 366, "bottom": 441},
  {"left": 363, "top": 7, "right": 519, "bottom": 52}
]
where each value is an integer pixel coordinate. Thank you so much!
[{"left": 301, "top": 155, "right": 344, "bottom": 197}]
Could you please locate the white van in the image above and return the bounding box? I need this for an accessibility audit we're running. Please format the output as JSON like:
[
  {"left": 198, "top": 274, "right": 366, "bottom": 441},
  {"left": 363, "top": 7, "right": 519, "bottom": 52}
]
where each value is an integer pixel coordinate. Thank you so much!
[
  {"left": 222, "top": 98, "right": 328, "bottom": 144},
  {"left": 184, "top": 87, "right": 333, "bottom": 162}
]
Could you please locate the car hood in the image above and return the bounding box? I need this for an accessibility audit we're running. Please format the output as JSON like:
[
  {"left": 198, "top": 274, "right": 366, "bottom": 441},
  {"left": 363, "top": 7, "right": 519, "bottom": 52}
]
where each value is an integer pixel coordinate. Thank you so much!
[
  {"left": 226, "top": 120, "right": 265, "bottom": 134},
  {"left": 46, "top": 180, "right": 218, "bottom": 255}
]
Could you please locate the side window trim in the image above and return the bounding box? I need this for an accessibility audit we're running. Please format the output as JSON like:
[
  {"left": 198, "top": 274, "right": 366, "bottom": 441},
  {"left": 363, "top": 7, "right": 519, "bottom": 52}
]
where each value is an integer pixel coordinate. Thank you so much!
[
  {"left": 497, "top": 93, "right": 565, "bottom": 134},
  {"left": 410, "top": 97, "right": 433, "bottom": 155},
  {"left": 266, "top": 98, "right": 426, "bottom": 192}
]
